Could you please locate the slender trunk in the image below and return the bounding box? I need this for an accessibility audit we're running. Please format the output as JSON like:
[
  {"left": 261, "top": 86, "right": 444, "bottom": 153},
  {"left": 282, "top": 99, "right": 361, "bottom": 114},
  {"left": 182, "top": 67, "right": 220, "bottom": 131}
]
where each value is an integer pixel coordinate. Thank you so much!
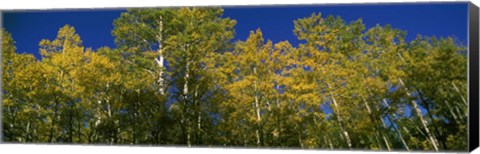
[
  {"left": 106, "top": 95, "right": 114, "bottom": 144},
  {"left": 6, "top": 105, "right": 15, "bottom": 141},
  {"left": 362, "top": 81, "right": 391, "bottom": 151},
  {"left": 325, "top": 135, "right": 334, "bottom": 150},
  {"left": 153, "top": 16, "right": 166, "bottom": 145},
  {"left": 180, "top": 96, "right": 191, "bottom": 147},
  {"left": 253, "top": 66, "right": 261, "bottom": 147},
  {"left": 397, "top": 52, "right": 439, "bottom": 151},
  {"left": 105, "top": 99, "right": 115, "bottom": 143},
  {"left": 330, "top": 92, "right": 352, "bottom": 149},
  {"left": 275, "top": 87, "right": 281, "bottom": 146},
  {"left": 156, "top": 16, "right": 165, "bottom": 95},
  {"left": 312, "top": 109, "right": 320, "bottom": 148},
  {"left": 386, "top": 114, "right": 410, "bottom": 151},
  {"left": 455, "top": 106, "right": 465, "bottom": 121},
  {"left": 180, "top": 111, "right": 187, "bottom": 146},
  {"left": 106, "top": 83, "right": 112, "bottom": 118},
  {"left": 294, "top": 122, "right": 304, "bottom": 148},
  {"left": 408, "top": 118, "right": 428, "bottom": 138},
  {"left": 25, "top": 121, "right": 30, "bottom": 142},
  {"left": 69, "top": 106, "right": 73, "bottom": 142},
  {"left": 131, "top": 89, "right": 141, "bottom": 145},
  {"left": 444, "top": 101, "right": 459, "bottom": 123},
  {"left": 194, "top": 85, "right": 201, "bottom": 145},
  {"left": 379, "top": 117, "right": 392, "bottom": 151},
  {"left": 183, "top": 55, "right": 191, "bottom": 147},
  {"left": 243, "top": 133, "right": 247, "bottom": 147},
  {"left": 381, "top": 99, "right": 410, "bottom": 151},
  {"left": 185, "top": 104, "right": 190, "bottom": 147},
  {"left": 196, "top": 111, "right": 201, "bottom": 145},
  {"left": 398, "top": 78, "right": 439, "bottom": 151},
  {"left": 77, "top": 118, "right": 82, "bottom": 143},
  {"left": 374, "top": 129, "right": 383, "bottom": 150},
  {"left": 49, "top": 70, "right": 64, "bottom": 143},
  {"left": 384, "top": 99, "right": 422, "bottom": 140},
  {"left": 90, "top": 98, "right": 101, "bottom": 143},
  {"left": 298, "top": 133, "right": 304, "bottom": 148},
  {"left": 417, "top": 90, "right": 447, "bottom": 150},
  {"left": 49, "top": 99, "right": 59, "bottom": 143},
  {"left": 381, "top": 134, "right": 391, "bottom": 151},
  {"left": 95, "top": 100, "right": 102, "bottom": 129},
  {"left": 361, "top": 96, "right": 385, "bottom": 151},
  {"left": 452, "top": 81, "right": 467, "bottom": 106}
]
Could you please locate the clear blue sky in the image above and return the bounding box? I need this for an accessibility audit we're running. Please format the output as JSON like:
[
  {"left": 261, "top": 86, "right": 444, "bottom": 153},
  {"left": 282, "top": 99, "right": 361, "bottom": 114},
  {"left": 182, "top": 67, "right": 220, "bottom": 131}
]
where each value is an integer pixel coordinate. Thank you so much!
[{"left": 2, "top": 2, "right": 468, "bottom": 59}]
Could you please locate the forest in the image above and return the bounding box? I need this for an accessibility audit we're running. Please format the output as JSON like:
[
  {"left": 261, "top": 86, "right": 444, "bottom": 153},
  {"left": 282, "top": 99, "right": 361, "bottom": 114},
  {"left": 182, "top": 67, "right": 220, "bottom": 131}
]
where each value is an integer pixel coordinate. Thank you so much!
[{"left": 1, "top": 7, "right": 468, "bottom": 151}]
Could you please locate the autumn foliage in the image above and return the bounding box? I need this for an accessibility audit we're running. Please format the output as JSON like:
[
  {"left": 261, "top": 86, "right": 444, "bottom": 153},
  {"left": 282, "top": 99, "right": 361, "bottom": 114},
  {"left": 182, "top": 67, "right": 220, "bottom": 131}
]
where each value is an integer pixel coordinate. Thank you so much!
[{"left": 1, "top": 8, "right": 468, "bottom": 151}]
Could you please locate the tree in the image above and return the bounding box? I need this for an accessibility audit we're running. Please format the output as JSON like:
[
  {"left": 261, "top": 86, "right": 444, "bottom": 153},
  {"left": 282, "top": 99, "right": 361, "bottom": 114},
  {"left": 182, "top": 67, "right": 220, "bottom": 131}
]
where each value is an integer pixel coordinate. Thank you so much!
[
  {"left": 2, "top": 29, "right": 39, "bottom": 142},
  {"left": 162, "top": 8, "right": 236, "bottom": 146}
]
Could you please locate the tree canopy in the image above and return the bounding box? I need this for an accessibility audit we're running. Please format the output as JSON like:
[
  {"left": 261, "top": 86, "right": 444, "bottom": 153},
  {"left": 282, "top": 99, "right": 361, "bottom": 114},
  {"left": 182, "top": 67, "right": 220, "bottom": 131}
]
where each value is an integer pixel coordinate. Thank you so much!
[{"left": 1, "top": 8, "right": 468, "bottom": 151}]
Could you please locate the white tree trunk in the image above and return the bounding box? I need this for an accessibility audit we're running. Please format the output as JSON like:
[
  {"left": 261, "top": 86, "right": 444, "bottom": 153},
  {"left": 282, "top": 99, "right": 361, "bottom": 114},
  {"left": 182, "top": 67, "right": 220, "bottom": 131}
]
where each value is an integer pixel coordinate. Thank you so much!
[
  {"left": 444, "top": 101, "right": 459, "bottom": 123},
  {"left": 184, "top": 60, "right": 191, "bottom": 147},
  {"left": 253, "top": 67, "right": 261, "bottom": 147},
  {"left": 387, "top": 114, "right": 410, "bottom": 151},
  {"left": 451, "top": 81, "right": 467, "bottom": 107},
  {"left": 330, "top": 92, "right": 352, "bottom": 149},
  {"left": 398, "top": 78, "right": 439, "bottom": 151},
  {"left": 381, "top": 99, "right": 410, "bottom": 151},
  {"left": 379, "top": 117, "right": 392, "bottom": 151},
  {"left": 95, "top": 100, "right": 102, "bottom": 127},
  {"left": 25, "top": 121, "right": 30, "bottom": 141},
  {"left": 195, "top": 85, "right": 202, "bottom": 143},
  {"left": 155, "top": 16, "right": 165, "bottom": 95},
  {"left": 361, "top": 96, "right": 387, "bottom": 151},
  {"left": 327, "top": 136, "right": 334, "bottom": 149}
]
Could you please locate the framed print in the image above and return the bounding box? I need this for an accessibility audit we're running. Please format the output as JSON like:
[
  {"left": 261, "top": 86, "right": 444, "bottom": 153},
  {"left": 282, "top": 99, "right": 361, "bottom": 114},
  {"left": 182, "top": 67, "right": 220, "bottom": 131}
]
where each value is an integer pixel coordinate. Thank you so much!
[{"left": 1, "top": 1, "right": 479, "bottom": 153}]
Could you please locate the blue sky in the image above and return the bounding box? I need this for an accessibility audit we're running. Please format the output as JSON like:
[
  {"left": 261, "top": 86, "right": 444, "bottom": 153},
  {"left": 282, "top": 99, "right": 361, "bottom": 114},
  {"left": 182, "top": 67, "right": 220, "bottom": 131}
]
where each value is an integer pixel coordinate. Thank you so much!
[{"left": 2, "top": 2, "right": 468, "bottom": 59}]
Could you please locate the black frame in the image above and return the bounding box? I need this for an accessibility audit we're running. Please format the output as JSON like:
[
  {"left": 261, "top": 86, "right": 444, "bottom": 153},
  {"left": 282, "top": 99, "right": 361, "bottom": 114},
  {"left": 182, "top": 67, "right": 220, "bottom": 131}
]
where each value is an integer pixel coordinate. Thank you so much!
[{"left": 469, "top": 2, "right": 479, "bottom": 152}]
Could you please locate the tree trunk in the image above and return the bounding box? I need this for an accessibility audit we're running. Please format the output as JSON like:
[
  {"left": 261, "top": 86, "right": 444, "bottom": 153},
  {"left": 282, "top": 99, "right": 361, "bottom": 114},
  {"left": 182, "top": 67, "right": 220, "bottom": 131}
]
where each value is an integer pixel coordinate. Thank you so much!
[
  {"left": 25, "top": 121, "right": 30, "bottom": 142},
  {"left": 330, "top": 92, "right": 352, "bottom": 149},
  {"left": 253, "top": 66, "right": 262, "bottom": 147},
  {"left": 49, "top": 98, "right": 59, "bottom": 143},
  {"left": 295, "top": 122, "right": 304, "bottom": 148},
  {"left": 361, "top": 96, "right": 387, "bottom": 151},
  {"left": 379, "top": 116, "right": 392, "bottom": 151},
  {"left": 385, "top": 114, "right": 410, "bottom": 151},
  {"left": 184, "top": 55, "right": 191, "bottom": 147},
  {"left": 69, "top": 105, "right": 74, "bottom": 143},
  {"left": 398, "top": 78, "right": 439, "bottom": 151},
  {"left": 417, "top": 90, "right": 447, "bottom": 150},
  {"left": 444, "top": 101, "right": 459, "bottom": 123},
  {"left": 451, "top": 81, "right": 467, "bottom": 107},
  {"left": 49, "top": 70, "right": 64, "bottom": 143},
  {"left": 455, "top": 106, "right": 466, "bottom": 121},
  {"left": 156, "top": 16, "right": 166, "bottom": 95},
  {"left": 325, "top": 135, "right": 334, "bottom": 150},
  {"left": 381, "top": 99, "right": 410, "bottom": 151},
  {"left": 275, "top": 86, "right": 281, "bottom": 147},
  {"left": 194, "top": 85, "right": 202, "bottom": 145}
]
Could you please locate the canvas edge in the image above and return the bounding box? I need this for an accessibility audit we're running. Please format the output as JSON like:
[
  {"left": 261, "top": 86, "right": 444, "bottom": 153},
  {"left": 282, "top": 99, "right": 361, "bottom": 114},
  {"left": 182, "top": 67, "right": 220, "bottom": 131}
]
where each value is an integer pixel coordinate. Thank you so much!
[{"left": 468, "top": 1, "right": 479, "bottom": 152}]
